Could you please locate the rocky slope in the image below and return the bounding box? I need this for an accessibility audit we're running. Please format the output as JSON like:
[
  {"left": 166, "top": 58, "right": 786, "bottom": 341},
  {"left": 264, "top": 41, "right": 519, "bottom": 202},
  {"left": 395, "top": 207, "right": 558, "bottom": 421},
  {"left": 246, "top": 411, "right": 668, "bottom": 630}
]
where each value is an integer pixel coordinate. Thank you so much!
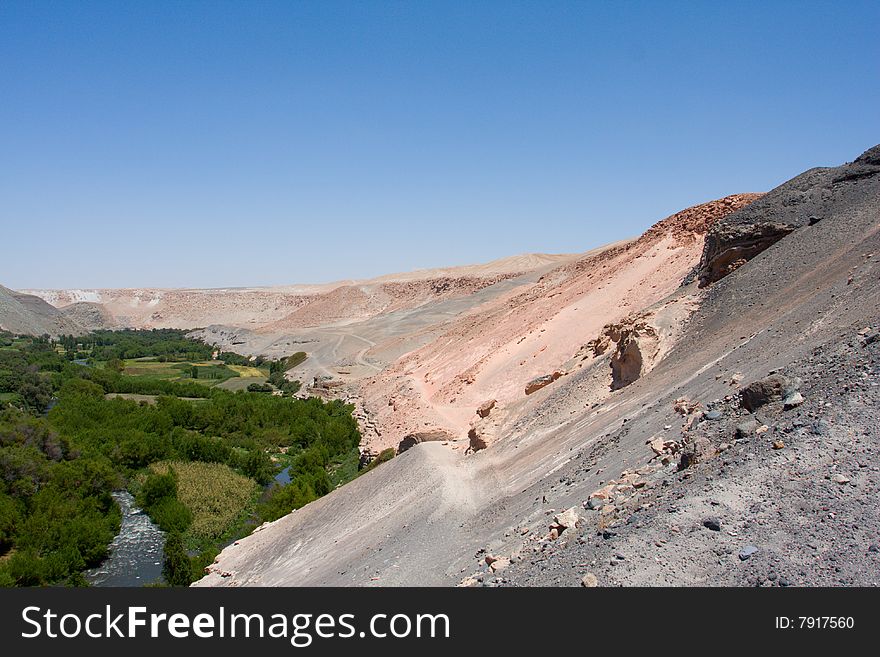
[
  {"left": 349, "top": 194, "right": 760, "bottom": 456},
  {"left": 0, "top": 285, "right": 85, "bottom": 336},
  {"left": 196, "top": 144, "right": 879, "bottom": 588}
]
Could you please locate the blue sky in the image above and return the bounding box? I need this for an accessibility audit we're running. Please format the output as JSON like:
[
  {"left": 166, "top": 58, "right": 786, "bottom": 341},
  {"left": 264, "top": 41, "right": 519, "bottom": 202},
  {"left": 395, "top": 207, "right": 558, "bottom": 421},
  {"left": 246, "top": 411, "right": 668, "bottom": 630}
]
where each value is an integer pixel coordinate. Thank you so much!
[{"left": 1, "top": 1, "right": 878, "bottom": 289}]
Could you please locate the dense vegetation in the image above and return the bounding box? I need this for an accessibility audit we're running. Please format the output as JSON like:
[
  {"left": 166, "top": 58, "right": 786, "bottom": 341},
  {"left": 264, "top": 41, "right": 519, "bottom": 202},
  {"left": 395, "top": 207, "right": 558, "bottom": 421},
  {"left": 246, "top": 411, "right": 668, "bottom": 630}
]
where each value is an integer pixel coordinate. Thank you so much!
[
  {"left": 58, "top": 329, "right": 215, "bottom": 362},
  {"left": 0, "top": 329, "right": 364, "bottom": 587}
]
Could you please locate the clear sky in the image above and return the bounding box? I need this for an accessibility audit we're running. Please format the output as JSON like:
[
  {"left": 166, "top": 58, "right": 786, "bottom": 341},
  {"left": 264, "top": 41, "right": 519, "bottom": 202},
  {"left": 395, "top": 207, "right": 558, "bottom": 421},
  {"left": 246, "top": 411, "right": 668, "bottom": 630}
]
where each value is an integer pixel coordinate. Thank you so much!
[{"left": 1, "top": 1, "right": 878, "bottom": 289}]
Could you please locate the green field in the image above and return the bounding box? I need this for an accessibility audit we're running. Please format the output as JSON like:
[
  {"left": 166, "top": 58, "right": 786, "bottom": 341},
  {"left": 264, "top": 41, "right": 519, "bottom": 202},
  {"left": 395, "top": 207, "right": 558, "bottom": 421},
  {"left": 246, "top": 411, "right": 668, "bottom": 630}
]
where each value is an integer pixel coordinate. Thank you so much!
[
  {"left": 215, "top": 376, "right": 269, "bottom": 391},
  {"left": 104, "top": 393, "right": 207, "bottom": 404},
  {"left": 118, "top": 358, "right": 241, "bottom": 387},
  {"left": 145, "top": 461, "right": 261, "bottom": 543},
  {"left": 227, "top": 364, "right": 267, "bottom": 378}
]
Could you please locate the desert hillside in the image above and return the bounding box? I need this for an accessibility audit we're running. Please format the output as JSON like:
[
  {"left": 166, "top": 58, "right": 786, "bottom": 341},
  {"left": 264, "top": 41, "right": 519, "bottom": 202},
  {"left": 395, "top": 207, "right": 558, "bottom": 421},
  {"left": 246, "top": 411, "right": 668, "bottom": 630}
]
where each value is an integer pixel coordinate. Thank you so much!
[
  {"left": 193, "top": 144, "right": 879, "bottom": 587},
  {"left": 0, "top": 285, "right": 83, "bottom": 336},
  {"left": 21, "top": 253, "right": 579, "bottom": 332}
]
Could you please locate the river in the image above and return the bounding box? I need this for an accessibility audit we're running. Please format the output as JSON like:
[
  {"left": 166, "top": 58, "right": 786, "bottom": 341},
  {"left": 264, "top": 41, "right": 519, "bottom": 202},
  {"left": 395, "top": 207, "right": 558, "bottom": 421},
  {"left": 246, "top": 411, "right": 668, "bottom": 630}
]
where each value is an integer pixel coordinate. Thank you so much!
[
  {"left": 85, "top": 491, "right": 165, "bottom": 587},
  {"left": 86, "top": 465, "right": 290, "bottom": 586}
]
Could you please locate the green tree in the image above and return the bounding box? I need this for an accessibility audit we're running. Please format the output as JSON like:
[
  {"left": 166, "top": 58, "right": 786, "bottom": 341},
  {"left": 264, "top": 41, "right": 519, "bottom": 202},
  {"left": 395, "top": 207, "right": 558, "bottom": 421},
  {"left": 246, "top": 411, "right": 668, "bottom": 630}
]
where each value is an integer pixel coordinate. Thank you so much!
[
  {"left": 162, "top": 532, "right": 193, "bottom": 586},
  {"left": 106, "top": 358, "right": 125, "bottom": 373}
]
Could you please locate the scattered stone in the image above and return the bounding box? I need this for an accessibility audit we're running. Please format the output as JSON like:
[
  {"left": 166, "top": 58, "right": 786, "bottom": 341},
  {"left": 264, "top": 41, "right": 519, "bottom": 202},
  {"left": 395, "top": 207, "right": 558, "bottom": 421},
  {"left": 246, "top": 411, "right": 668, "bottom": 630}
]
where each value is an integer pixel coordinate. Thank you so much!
[
  {"left": 735, "top": 419, "right": 760, "bottom": 440},
  {"left": 739, "top": 545, "right": 759, "bottom": 561},
  {"left": 586, "top": 497, "right": 604, "bottom": 510},
  {"left": 703, "top": 517, "right": 722, "bottom": 532},
  {"left": 647, "top": 436, "right": 665, "bottom": 456},
  {"left": 783, "top": 392, "right": 804, "bottom": 409},
  {"left": 589, "top": 484, "right": 615, "bottom": 500},
  {"left": 673, "top": 397, "right": 701, "bottom": 415},
  {"left": 811, "top": 419, "right": 830, "bottom": 435},
  {"left": 705, "top": 410, "right": 723, "bottom": 421},
  {"left": 647, "top": 436, "right": 680, "bottom": 459},
  {"left": 772, "top": 440, "right": 785, "bottom": 450},
  {"left": 580, "top": 573, "right": 599, "bottom": 588},
  {"left": 831, "top": 473, "right": 851, "bottom": 485},
  {"left": 489, "top": 557, "right": 510, "bottom": 572},
  {"left": 625, "top": 512, "right": 642, "bottom": 525},
  {"left": 755, "top": 425, "right": 770, "bottom": 435}
]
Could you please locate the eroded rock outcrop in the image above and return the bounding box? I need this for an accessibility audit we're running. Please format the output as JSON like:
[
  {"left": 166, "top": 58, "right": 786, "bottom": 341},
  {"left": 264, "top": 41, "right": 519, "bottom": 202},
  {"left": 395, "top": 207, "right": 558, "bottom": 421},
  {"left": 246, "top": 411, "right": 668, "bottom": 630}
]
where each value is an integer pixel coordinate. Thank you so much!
[
  {"left": 698, "top": 222, "right": 796, "bottom": 285},
  {"left": 697, "top": 145, "right": 880, "bottom": 287},
  {"left": 610, "top": 321, "right": 659, "bottom": 390},
  {"left": 525, "top": 372, "right": 563, "bottom": 395},
  {"left": 467, "top": 426, "right": 488, "bottom": 452},
  {"left": 397, "top": 428, "right": 456, "bottom": 453},
  {"left": 468, "top": 403, "right": 506, "bottom": 453}
]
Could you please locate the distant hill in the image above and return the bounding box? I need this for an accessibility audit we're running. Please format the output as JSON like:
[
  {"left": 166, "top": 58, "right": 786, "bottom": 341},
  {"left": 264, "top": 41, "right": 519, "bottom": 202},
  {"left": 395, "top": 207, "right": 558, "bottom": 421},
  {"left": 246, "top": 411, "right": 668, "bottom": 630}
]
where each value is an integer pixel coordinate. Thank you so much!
[
  {"left": 0, "top": 285, "right": 85, "bottom": 336},
  {"left": 58, "top": 301, "right": 119, "bottom": 332}
]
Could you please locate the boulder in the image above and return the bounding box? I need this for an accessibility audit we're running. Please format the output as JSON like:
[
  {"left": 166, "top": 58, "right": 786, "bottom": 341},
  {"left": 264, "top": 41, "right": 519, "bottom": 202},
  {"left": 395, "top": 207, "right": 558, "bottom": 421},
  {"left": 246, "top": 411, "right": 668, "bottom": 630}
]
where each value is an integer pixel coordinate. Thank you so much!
[
  {"left": 489, "top": 557, "right": 510, "bottom": 573},
  {"left": 739, "top": 546, "right": 759, "bottom": 561},
  {"left": 525, "top": 372, "right": 563, "bottom": 395},
  {"left": 552, "top": 507, "right": 581, "bottom": 531},
  {"left": 476, "top": 399, "right": 496, "bottom": 418},
  {"left": 740, "top": 374, "right": 799, "bottom": 412},
  {"left": 783, "top": 391, "right": 804, "bottom": 409},
  {"left": 703, "top": 517, "right": 722, "bottom": 531},
  {"left": 647, "top": 436, "right": 666, "bottom": 456},
  {"left": 735, "top": 418, "right": 760, "bottom": 439},
  {"left": 679, "top": 436, "right": 715, "bottom": 470},
  {"left": 468, "top": 426, "right": 488, "bottom": 452}
]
